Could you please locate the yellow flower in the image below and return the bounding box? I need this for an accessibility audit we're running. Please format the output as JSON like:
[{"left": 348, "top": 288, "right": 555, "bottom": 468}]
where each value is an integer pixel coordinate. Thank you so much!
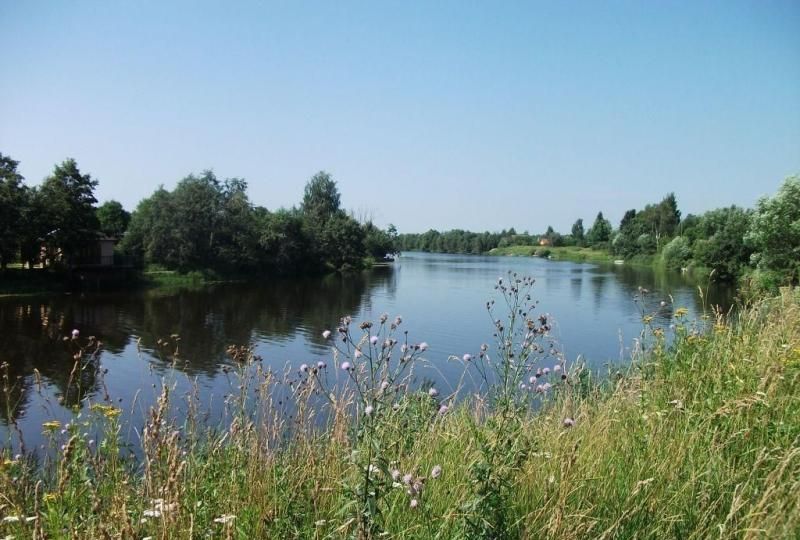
[
  {"left": 674, "top": 307, "right": 689, "bottom": 318},
  {"left": 90, "top": 404, "right": 122, "bottom": 419},
  {"left": 43, "top": 492, "right": 58, "bottom": 503},
  {"left": 642, "top": 315, "right": 654, "bottom": 324}
]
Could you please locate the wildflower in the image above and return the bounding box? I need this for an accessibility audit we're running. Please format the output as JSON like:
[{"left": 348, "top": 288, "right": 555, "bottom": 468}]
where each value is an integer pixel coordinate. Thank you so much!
[
  {"left": 401, "top": 344, "right": 408, "bottom": 353},
  {"left": 394, "top": 316, "right": 402, "bottom": 325},
  {"left": 660, "top": 300, "right": 667, "bottom": 307},
  {"left": 391, "top": 469, "right": 401, "bottom": 481},
  {"left": 322, "top": 330, "right": 331, "bottom": 339},
  {"left": 428, "top": 387, "right": 439, "bottom": 397},
  {"left": 431, "top": 465, "right": 442, "bottom": 479},
  {"left": 520, "top": 383, "right": 527, "bottom": 390},
  {"left": 354, "top": 349, "right": 363, "bottom": 358},
  {"left": 419, "top": 342, "right": 429, "bottom": 351},
  {"left": 463, "top": 353, "right": 472, "bottom": 361},
  {"left": 341, "top": 362, "right": 353, "bottom": 372},
  {"left": 142, "top": 510, "right": 162, "bottom": 518},
  {"left": 553, "top": 365, "right": 561, "bottom": 372},
  {"left": 380, "top": 381, "right": 390, "bottom": 391},
  {"left": 402, "top": 473, "right": 414, "bottom": 485},
  {"left": 370, "top": 336, "right": 379, "bottom": 346},
  {"left": 364, "top": 405, "right": 374, "bottom": 416},
  {"left": 480, "top": 343, "right": 488, "bottom": 352},
  {"left": 542, "top": 367, "right": 550, "bottom": 375},
  {"left": 380, "top": 313, "right": 388, "bottom": 323},
  {"left": 410, "top": 498, "right": 419, "bottom": 509},
  {"left": 317, "top": 361, "right": 326, "bottom": 369},
  {"left": 529, "top": 376, "right": 536, "bottom": 384},
  {"left": 563, "top": 417, "right": 575, "bottom": 427},
  {"left": 438, "top": 404, "right": 449, "bottom": 415},
  {"left": 674, "top": 307, "right": 689, "bottom": 318},
  {"left": 213, "top": 514, "right": 236, "bottom": 524},
  {"left": 71, "top": 329, "right": 79, "bottom": 339},
  {"left": 299, "top": 363, "right": 309, "bottom": 373}
]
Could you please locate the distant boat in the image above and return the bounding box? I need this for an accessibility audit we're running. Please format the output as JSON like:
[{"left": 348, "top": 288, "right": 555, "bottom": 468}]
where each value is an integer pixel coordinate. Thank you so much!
[{"left": 614, "top": 259, "right": 624, "bottom": 265}]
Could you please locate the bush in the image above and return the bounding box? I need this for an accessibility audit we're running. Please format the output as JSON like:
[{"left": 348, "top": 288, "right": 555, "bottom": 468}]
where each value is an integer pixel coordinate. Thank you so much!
[{"left": 661, "top": 236, "right": 691, "bottom": 269}]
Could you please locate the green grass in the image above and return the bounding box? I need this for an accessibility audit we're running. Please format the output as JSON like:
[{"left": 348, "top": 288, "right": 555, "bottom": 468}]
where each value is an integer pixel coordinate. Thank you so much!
[{"left": 1, "top": 290, "right": 799, "bottom": 538}]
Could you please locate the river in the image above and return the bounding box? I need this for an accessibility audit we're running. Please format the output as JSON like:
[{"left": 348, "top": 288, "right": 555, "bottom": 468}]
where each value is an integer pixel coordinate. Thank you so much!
[{"left": 0, "top": 252, "right": 735, "bottom": 453}]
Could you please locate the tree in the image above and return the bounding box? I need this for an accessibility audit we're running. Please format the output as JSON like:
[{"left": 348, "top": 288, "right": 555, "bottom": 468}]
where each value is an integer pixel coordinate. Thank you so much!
[
  {"left": 302, "top": 171, "right": 341, "bottom": 225},
  {"left": 692, "top": 206, "right": 753, "bottom": 280},
  {"left": 0, "top": 153, "right": 27, "bottom": 268},
  {"left": 96, "top": 200, "right": 131, "bottom": 237},
  {"left": 746, "top": 176, "right": 800, "bottom": 284},
  {"left": 587, "top": 212, "right": 612, "bottom": 246},
  {"left": 571, "top": 219, "right": 585, "bottom": 247},
  {"left": 661, "top": 236, "right": 691, "bottom": 269},
  {"left": 38, "top": 159, "right": 100, "bottom": 266}
]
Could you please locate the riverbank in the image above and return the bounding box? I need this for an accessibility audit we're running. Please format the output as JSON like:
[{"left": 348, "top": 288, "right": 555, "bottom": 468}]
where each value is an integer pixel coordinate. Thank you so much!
[
  {"left": 488, "top": 245, "right": 657, "bottom": 266},
  {"left": 1, "top": 287, "right": 797, "bottom": 538}
]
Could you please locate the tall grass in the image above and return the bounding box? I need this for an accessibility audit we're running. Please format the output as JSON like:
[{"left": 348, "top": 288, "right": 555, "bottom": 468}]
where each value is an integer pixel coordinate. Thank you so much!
[{"left": 1, "top": 283, "right": 798, "bottom": 539}]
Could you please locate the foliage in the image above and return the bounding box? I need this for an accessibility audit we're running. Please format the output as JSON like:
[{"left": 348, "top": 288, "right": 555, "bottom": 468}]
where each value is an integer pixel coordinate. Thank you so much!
[
  {"left": 0, "top": 153, "right": 26, "bottom": 268},
  {"left": 586, "top": 211, "right": 612, "bottom": 246},
  {"left": 660, "top": 235, "right": 691, "bottom": 269},
  {"left": 571, "top": 218, "right": 585, "bottom": 247},
  {"left": 691, "top": 206, "right": 752, "bottom": 280},
  {"left": 96, "top": 200, "right": 131, "bottom": 237},
  {"left": 38, "top": 159, "right": 100, "bottom": 265},
  {"left": 746, "top": 176, "right": 800, "bottom": 285}
]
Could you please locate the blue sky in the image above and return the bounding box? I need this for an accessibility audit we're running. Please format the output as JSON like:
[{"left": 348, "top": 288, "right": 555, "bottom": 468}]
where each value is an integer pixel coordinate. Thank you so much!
[{"left": 1, "top": 1, "right": 798, "bottom": 233}]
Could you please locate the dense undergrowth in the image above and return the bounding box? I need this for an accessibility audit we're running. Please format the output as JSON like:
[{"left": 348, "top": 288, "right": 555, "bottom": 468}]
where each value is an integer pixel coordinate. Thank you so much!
[{"left": 1, "top": 279, "right": 798, "bottom": 539}]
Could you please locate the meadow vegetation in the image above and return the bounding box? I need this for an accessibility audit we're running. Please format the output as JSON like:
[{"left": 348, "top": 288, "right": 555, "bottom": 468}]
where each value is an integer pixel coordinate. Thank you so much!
[{"left": 1, "top": 275, "right": 798, "bottom": 539}]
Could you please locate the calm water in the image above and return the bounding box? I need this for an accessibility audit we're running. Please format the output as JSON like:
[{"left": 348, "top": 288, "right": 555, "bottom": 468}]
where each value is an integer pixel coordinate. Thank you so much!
[{"left": 0, "top": 252, "right": 734, "bottom": 452}]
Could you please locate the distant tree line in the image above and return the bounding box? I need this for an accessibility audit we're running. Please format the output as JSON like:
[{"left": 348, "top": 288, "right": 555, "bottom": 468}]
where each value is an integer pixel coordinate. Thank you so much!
[
  {"left": 398, "top": 178, "right": 800, "bottom": 287},
  {"left": 0, "top": 152, "right": 398, "bottom": 275}
]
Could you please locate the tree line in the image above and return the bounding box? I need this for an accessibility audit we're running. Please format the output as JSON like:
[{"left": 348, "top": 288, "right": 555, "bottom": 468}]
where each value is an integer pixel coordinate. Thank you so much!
[
  {"left": 398, "top": 178, "right": 800, "bottom": 287},
  {"left": 0, "top": 152, "right": 398, "bottom": 275}
]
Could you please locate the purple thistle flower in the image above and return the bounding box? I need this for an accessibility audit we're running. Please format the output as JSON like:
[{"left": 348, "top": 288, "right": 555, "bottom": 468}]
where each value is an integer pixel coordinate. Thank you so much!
[
  {"left": 341, "top": 362, "right": 353, "bottom": 372},
  {"left": 419, "top": 342, "right": 429, "bottom": 352},
  {"left": 299, "top": 363, "right": 309, "bottom": 373},
  {"left": 438, "top": 404, "right": 449, "bottom": 415},
  {"left": 354, "top": 349, "right": 363, "bottom": 358},
  {"left": 410, "top": 498, "right": 418, "bottom": 509},
  {"left": 563, "top": 417, "right": 575, "bottom": 427},
  {"left": 402, "top": 473, "right": 413, "bottom": 485},
  {"left": 431, "top": 465, "right": 442, "bottom": 479},
  {"left": 71, "top": 329, "right": 79, "bottom": 339},
  {"left": 428, "top": 387, "right": 439, "bottom": 397},
  {"left": 463, "top": 353, "right": 472, "bottom": 362},
  {"left": 542, "top": 367, "right": 550, "bottom": 375},
  {"left": 553, "top": 365, "right": 561, "bottom": 372},
  {"left": 317, "top": 361, "right": 327, "bottom": 369},
  {"left": 370, "top": 335, "right": 379, "bottom": 346}
]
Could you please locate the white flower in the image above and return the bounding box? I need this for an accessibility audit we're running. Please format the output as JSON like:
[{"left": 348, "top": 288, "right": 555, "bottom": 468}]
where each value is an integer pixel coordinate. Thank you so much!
[
  {"left": 462, "top": 353, "right": 472, "bottom": 361},
  {"left": 410, "top": 498, "right": 418, "bottom": 508},
  {"left": 71, "top": 329, "right": 79, "bottom": 339},
  {"left": 428, "top": 387, "right": 439, "bottom": 397},
  {"left": 364, "top": 405, "right": 374, "bottom": 416},
  {"left": 391, "top": 469, "right": 401, "bottom": 481},
  {"left": 213, "top": 514, "right": 236, "bottom": 524},
  {"left": 563, "top": 417, "right": 575, "bottom": 427},
  {"left": 370, "top": 336, "right": 379, "bottom": 345},
  {"left": 322, "top": 330, "right": 331, "bottom": 339},
  {"left": 431, "top": 465, "right": 442, "bottom": 479},
  {"left": 299, "top": 363, "right": 309, "bottom": 373},
  {"left": 419, "top": 342, "right": 428, "bottom": 351}
]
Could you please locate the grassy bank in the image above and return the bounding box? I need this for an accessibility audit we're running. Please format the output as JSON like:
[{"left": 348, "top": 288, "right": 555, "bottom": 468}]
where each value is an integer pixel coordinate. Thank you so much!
[
  {"left": 488, "top": 245, "right": 659, "bottom": 266},
  {"left": 1, "top": 286, "right": 798, "bottom": 538}
]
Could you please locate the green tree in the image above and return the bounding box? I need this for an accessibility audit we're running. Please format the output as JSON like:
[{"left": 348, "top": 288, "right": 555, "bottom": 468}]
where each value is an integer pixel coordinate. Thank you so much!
[
  {"left": 661, "top": 236, "right": 691, "bottom": 269},
  {"left": 587, "top": 211, "right": 612, "bottom": 246},
  {"left": 0, "top": 153, "right": 27, "bottom": 268},
  {"left": 571, "top": 218, "right": 585, "bottom": 246},
  {"left": 692, "top": 206, "right": 753, "bottom": 281},
  {"left": 96, "top": 200, "right": 131, "bottom": 237},
  {"left": 38, "top": 159, "right": 100, "bottom": 266},
  {"left": 746, "top": 176, "right": 800, "bottom": 284},
  {"left": 302, "top": 171, "right": 341, "bottom": 225}
]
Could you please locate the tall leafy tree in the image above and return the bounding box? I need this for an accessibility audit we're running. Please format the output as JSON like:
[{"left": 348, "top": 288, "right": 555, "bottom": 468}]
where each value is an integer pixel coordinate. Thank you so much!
[
  {"left": 571, "top": 218, "right": 585, "bottom": 246},
  {"left": 38, "top": 159, "right": 100, "bottom": 265},
  {"left": 302, "top": 171, "right": 341, "bottom": 225},
  {"left": 746, "top": 176, "right": 800, "bottom": 284},
  {"left": 96, "top": 200, "right": 131, "bottom": 237},
  {"left": 0, "top": 153, "right": 27, "bottom": 268},
  {"left": 587, "top": 211, "right": 612, "bottom": 246}
]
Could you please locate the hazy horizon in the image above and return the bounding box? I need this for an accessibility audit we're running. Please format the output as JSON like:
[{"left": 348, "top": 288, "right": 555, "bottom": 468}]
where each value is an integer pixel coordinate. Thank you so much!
[{"left": 2, "top": 1, "right": 798, "bottom": 234}]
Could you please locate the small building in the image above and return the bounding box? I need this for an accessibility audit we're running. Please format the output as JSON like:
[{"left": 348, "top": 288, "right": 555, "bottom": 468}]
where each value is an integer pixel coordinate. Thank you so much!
[{"left": 73, "top": 235, "right": 117, "bottom": 267}]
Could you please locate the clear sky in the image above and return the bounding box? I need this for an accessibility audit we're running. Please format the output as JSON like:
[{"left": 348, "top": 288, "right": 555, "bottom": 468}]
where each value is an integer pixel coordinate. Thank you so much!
[{"left": 1, "top": 1, "right": 798, "bottom": 233}]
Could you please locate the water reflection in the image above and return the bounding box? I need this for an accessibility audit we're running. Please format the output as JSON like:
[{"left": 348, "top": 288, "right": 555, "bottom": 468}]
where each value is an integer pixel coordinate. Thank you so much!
[{"left": 1, "top": 254, "right": 734, "bottom": 452}]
